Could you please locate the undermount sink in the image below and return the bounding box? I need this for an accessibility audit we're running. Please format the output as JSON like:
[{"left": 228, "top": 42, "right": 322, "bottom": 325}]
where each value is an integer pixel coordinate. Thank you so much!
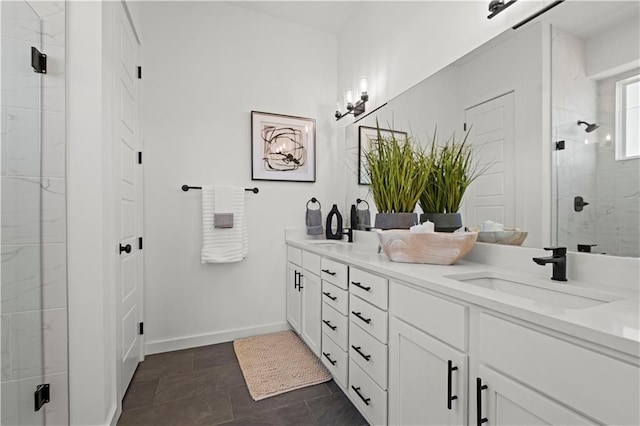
[
  {"left": 304, "top": 240, "right": 349, "bottom": 247},
  {"left": 445, "top": 271, "right": 624, "bottom": 309}
]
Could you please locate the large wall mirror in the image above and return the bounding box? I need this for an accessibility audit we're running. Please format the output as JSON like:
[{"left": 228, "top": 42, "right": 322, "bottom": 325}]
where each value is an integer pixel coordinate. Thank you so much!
[{"left": 344, "top": 0, "right": 639, "bottom": 258}]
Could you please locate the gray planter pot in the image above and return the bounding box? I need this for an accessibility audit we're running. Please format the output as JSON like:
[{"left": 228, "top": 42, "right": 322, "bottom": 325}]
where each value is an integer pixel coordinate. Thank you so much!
[
  {"left": 420, "top": 212, "right": 462, "bottom": 233},
  {"left": 374, "top": 213, "right": 419, "bottom": 230}
]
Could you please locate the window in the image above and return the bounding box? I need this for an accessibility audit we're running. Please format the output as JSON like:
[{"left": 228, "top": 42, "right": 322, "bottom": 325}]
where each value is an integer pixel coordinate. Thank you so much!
[{"left": 615, "top": 74, "right": 640, "bottom": 160}]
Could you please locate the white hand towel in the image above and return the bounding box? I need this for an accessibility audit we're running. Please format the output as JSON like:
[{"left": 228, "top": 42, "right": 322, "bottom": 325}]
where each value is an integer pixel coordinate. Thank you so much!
[{"left": 201, "top": 186, "right": 248, "bottom": 263}]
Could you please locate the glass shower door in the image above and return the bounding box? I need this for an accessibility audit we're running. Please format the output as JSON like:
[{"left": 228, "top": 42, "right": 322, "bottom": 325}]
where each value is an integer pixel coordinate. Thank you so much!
[{"left": 2, "top": 2, "right": 46, "bottom": 424}]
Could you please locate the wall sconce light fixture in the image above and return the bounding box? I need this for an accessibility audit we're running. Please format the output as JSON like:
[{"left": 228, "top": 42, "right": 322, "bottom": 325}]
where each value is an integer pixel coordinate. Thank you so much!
[
  {"left": 487, "top": 0, "right": 517, "bottom": 19},
  {"left": 335, "top": 77, "right": 369, "bottom": 121}
]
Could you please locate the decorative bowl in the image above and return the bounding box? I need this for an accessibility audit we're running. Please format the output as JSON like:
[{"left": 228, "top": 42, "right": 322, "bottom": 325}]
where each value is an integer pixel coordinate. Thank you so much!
[
  {"left": 476, "top": 229, "right": 528, "bottom": 246},
  {"left": 377, "top": 230, "right": 478, "bottom": 265}
]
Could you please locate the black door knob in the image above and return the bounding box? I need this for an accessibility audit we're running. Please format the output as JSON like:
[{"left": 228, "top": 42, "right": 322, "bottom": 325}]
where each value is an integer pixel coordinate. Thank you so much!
[{"left": 119, "top": 243, "right": 132, "bottom": 254}]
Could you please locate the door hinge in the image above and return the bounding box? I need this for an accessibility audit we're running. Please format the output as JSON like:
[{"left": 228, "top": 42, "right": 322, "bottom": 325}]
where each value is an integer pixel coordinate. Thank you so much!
[
  {"left": 139, "top": 322, "right": 144, "bottom": 335},
  {"left": 31, "top": 47, "right": 47, "bottom": 74},
  {"left": 138, "top": 237, "right": 143, "bottom": 250},
  {"left": 34, "top": 383, "right": 50, "bottom": 412},
  {"left": 138, "top": 151, "right": 142, "bottom": 164},
  {"left": 555, "top": 140, "right": 565, "bottom": 150},
  {"left": 137, "top": 66, "right": 142, "bottom": 79},
  {"left": 463, "top": 122, "right": 467, "bottom": 131}
]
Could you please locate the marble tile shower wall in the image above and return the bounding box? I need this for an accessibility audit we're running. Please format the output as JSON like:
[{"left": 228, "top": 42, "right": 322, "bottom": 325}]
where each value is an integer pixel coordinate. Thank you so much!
[
  {"left": 1, "top": 1, "right": 68, "bottom": 425},
  {"left": 552, "top": 27, "right": 598, "bottom": 252},
  {"left": 595, "top": 70, "right": 640, "bottom": 257}
]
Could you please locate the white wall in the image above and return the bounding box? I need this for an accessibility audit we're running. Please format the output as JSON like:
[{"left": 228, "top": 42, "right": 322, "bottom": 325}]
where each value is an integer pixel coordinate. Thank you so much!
[
  {"left": 336, "top": 1, "right": 548, "bottom": 114},
  {"left": 140, "top": 2, "right": 338, "bottom": 353},
  {"left": 586, "top": 15, "right": 640, "bottom": 79},
  {"left": 67, "top": 1, "right": 120, "bottom": 424},
  {"left": 340, "top": 16, "right": 550, "bottom": 248}
]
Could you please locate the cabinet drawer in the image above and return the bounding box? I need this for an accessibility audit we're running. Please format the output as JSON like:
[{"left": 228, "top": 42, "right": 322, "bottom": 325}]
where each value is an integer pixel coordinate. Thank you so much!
[
  {"left": 322, "top": 303, "right": 349, "bottom": 350},
  {"left": 302, "top": 251, "right": 320, "bottom": 276},
  {"left": 350, "top": 294, "right": 388, "bottom": 344},
  {"left": 349, "top": 360, "right": 387, "bottom": 426},
  {"left": 321, "top": 333, "right": 348, "bottom": 389},
  {"left": 321, "top": 258, "right": 348, "bottom": 289},
  {"left": 322, "top": 282, "right": 348, "bottom": 315},
  {"left": 287, "top": 246, "right": 302, "bottom": 266},
  {"left": 350, "top": 267, "right": 388, "bottom": 310},
  {"left": 349, "top": 322, "right": 388, "bottom": 390},
  {"left": 479, "top": 313, "right": 640, "bottom": 426},
  {"left": 390, "top": 282, "right": 467, "bottom": 351}
]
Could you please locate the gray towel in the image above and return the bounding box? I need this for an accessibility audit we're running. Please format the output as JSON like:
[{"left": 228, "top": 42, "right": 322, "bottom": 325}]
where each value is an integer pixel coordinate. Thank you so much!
[
  {"left": 306, "top": 208, "right": 323, "bottom": 235},
  {"left": 357, "top": 209, "right": 371, "bottom": 231},
  {"left": 214, "top": 213, "right": 234, "bottom": 228}
]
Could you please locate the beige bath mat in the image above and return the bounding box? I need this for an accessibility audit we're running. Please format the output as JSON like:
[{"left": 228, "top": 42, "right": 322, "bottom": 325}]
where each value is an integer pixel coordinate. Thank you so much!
[{"left": 233, "top": 330, "right": 331, "bottom": 401}]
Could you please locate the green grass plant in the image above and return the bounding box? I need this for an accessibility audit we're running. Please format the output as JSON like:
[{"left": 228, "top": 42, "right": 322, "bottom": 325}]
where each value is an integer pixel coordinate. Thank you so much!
[
  {"left": 419, "top": 128, "right": 488, "bottom": 214},
  {"left": 364, "top": 122, "right": 431, "bottom": 213}
]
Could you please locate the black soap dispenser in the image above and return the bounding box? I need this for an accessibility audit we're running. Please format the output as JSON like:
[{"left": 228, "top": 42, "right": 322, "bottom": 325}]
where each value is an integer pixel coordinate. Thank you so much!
[
  {"left": 350, "top": 204, "right": 358, "bottom": 230},
  {"left": 325, "top": 204, "right": 343, "bottom": 240}
]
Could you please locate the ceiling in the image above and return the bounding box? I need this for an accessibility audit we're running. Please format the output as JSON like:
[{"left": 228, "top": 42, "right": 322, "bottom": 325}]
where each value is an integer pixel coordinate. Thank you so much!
[{"left": 228, "top": 1, "right": 362, "bottom": 34}]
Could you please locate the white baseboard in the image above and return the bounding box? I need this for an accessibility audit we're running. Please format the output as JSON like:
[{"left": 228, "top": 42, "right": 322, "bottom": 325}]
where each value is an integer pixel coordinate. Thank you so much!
[{"left": 144, "top": 322, "right": 291, "bottom": 355}]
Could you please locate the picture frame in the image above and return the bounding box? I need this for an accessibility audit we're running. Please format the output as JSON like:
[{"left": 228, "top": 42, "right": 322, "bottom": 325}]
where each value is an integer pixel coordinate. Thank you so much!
[
  {"left": 358, "top": 125, "right": 408, "bottom": 185},
  {"left": 251, "top": 111, "right": 316, "bottom": 182}
]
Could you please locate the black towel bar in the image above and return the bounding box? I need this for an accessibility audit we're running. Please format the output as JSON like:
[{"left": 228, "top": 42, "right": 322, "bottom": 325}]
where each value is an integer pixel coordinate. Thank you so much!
[{"left": 181, "top": 185, "right": 258, "bottom": 193}]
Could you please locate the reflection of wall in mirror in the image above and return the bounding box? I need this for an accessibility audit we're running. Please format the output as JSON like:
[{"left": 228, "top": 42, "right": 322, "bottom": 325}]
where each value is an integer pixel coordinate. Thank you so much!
[{"left": 344, "top": 22, "right": 549, "bottom": 249}]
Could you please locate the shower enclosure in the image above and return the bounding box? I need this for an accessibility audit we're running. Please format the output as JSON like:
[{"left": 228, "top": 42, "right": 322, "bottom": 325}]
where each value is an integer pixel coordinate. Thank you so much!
[{"left": 1, "top": 1, "right": 68, "bottom": 424}]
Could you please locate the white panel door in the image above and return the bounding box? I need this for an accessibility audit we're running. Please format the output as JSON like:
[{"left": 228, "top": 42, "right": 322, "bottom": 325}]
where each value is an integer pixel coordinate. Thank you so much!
[
  {"left": 286, "top": 263, "right": 301, "bottom": 333},
  {"left": 115, "top": 3, "right": 143, "bottom": 398},
  {"left": 301, "top": 272, "right": 321, "bottom": 356},
  {"left": 389, "top": 318, "right": 467, "bottom": 426},
  {"left": 463, "top": 92, "right": 515, "bottom": 228},
  {"left": 476, "top": 365, "right": 592, "bottom": 426}
]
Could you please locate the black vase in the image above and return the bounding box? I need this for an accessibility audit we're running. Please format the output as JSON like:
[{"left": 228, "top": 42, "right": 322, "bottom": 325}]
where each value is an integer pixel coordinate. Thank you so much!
[
  {"left": 420, "top": 212, "right": 462, "bottom": 233},
  {"left": 326, "top": 204, "right": 343, "bottom": 240}
]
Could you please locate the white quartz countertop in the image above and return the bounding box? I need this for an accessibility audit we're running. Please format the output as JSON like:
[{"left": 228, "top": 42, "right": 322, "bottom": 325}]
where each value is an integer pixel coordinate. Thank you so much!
[{"left": 286, "top": 236, "right": 640, "bottom": 359}]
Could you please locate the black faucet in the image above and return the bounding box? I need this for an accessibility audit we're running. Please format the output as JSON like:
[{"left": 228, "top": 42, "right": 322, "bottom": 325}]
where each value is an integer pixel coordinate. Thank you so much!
[
  {"left": 342, "top": 228, "right": 353, "bottom": 243},
  {"left": 532, "top": 247, "right": 567, "bottom": 281}
]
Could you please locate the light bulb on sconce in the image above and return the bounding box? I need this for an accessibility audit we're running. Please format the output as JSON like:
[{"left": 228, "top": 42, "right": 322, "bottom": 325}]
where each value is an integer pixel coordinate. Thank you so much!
[{"left": 335, "top": 78, "right": 370, "bottom": 121}]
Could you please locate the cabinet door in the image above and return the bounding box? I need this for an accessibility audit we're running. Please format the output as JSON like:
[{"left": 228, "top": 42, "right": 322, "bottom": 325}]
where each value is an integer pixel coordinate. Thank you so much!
[
  {"left": 301, "top": 272, "right": 322, "bottom": 356},
  {"left": 389, "top": 318, "right": 467, "bottom": 426},
  {"left": 476, "top": 365, "right": 592, "bottom": 426},
  {"left": 286, "top": 262, "right": 301, "bottom": 333}
]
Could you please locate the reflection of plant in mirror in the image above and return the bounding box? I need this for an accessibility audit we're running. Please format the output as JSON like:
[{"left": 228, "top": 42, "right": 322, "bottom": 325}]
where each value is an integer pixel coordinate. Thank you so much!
[
  {"left": 419, "top": 128, "right": 489, "bottom": 214},
  {"left": 364, "top": 121, "right": 430, "bottom": 213}
]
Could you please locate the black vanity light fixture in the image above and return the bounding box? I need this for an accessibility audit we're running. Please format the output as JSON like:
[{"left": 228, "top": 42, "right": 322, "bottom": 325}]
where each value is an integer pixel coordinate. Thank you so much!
[
  {"left": 487, "top": 0, "right": 517, "bottom": 19},
  {"left": 335, "top": 77, "right": 369, "bottom": 121}
]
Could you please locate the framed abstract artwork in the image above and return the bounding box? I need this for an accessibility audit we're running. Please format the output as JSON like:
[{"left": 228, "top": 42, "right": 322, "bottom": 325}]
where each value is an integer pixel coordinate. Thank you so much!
[
  {"left": 251, "top": 111, "right": 316, "bottom": 182},
  {"left": 358, "top": 125, "right": 408, "bottom": 185}
]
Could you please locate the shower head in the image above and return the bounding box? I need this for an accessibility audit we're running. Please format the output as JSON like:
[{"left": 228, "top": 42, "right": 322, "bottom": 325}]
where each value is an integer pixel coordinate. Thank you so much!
[{"left": 577, "top": 120, "right": 600, "bottom": 133}]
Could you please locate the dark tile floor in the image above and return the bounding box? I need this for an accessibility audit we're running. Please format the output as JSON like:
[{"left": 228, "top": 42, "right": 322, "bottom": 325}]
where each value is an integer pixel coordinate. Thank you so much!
[{"left": 117, "top": 341, "right": 368, "bottom": 426}]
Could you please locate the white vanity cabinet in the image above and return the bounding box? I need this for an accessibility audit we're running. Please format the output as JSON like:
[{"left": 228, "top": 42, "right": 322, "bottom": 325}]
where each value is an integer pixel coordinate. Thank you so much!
[
  {"left": 286, "top": 246, "right": 322, "bottom": 357},
  {"left": 389, "top": 283, "right": 468, "bottom": 426},
  {"left": 475, "top": 313, "right": 640, "bottom": 426},
  {"left": 285, "top": 241, "right": 639, "bottom": 426},
  {"left": 320, "top": 257, "right": 350, "bottom": 387},
  {"left": 348, "top": 267, "right": 390, "bottom": 426}
]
